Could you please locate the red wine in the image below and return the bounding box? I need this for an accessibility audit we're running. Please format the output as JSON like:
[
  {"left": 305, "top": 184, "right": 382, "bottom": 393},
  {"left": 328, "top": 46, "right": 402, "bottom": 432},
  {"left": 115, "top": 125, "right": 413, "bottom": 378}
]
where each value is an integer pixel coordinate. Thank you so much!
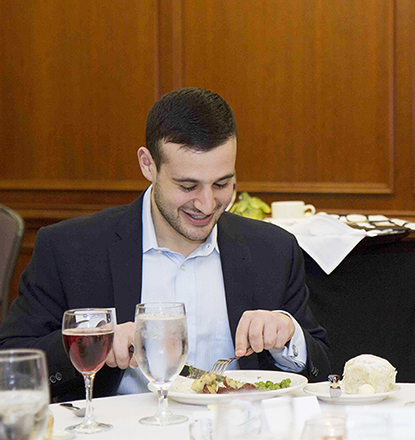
[{"left": 63, "top": 328, "right": 114, "bottom": 374}]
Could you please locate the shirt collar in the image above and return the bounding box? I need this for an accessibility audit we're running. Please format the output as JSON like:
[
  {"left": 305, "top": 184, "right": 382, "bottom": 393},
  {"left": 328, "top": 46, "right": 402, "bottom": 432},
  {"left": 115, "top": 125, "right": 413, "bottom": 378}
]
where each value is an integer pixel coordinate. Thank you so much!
[{"left": 142, "top": 186, "right": 219, "bottom": 256}]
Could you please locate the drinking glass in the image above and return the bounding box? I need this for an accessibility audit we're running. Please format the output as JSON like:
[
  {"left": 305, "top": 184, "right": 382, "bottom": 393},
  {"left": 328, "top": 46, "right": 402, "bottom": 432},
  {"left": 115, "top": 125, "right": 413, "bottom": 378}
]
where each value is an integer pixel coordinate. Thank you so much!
[
  {"left": 0, "top": 349, "right": 49, "bottom": 440},
  {"left": 62, "top": 308, "right": 115, "bottom": 434},
  {"left": 134, "top": 302, "right": 188, "bottom": 425},
  {"left": 300, "top": 416, "right": 347, "bottom": 440}
]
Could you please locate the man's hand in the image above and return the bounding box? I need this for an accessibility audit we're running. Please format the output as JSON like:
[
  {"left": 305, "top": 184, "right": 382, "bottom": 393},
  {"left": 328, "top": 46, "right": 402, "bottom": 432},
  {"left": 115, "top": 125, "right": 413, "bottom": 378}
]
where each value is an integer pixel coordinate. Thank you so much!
[
  {"left": 235, "top": 310, "right": 295, "bottom": 357},
  {"left": 106, "top": 322, "right": 138, "bottom": 369}
]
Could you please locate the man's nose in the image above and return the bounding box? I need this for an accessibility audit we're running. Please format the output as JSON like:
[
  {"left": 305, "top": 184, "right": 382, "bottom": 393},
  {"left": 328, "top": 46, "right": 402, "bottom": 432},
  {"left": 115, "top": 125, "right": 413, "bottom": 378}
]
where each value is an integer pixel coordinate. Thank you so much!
[{"left": 194, "top": 189, "right": 216, "bottom": 214}]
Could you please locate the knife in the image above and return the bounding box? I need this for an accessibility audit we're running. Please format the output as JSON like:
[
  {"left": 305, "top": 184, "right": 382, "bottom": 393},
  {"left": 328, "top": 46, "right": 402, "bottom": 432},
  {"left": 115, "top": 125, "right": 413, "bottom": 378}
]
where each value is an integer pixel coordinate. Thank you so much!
[
  {"left": 129, "top": 346, "right": 217, "bottom": 381},
  {"left": 328, "top": 374, "right": 342, "bottom": 398},
  {"left": 180, "top": 364, "right": 225, "bottom": 381}
]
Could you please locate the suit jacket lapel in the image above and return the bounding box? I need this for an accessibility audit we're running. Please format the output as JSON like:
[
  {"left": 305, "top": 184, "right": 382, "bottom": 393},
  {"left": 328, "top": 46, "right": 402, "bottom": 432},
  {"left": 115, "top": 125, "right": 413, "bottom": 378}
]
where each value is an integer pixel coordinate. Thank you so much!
[
  {"left": 218, "top": 213, "right": 259, "bottom": 369},
  {"left": 109, "top": 196, "right": 144, "bottom": 323}
]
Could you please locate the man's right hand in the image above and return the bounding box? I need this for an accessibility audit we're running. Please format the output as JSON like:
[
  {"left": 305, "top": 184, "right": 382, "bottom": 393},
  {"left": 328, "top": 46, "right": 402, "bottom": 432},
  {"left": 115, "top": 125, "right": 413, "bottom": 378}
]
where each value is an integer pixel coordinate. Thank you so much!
[{"left": 106, "top": 322, "right": 138, "bottom": 369}]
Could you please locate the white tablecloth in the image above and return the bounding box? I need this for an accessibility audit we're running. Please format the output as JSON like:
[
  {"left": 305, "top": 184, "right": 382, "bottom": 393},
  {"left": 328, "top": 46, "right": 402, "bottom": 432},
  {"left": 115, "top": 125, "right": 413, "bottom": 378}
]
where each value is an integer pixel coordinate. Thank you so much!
[{"left": 49, "top": 383, "right": 415, "bottom": 440}]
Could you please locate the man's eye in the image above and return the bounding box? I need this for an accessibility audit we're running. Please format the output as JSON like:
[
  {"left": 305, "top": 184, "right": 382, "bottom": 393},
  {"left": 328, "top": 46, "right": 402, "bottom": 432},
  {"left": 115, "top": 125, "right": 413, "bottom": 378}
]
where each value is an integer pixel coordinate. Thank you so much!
[
  {"left": 214, "top": 181, "right": 230, "bottom": 189},
  {"left": 180, "top": 186, "right": 196, "bottom": 192}
]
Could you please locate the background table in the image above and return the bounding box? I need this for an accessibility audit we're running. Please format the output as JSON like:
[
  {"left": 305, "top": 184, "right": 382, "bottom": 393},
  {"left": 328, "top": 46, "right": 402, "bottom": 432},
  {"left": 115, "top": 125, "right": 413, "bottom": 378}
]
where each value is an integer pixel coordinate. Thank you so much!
[{"left": 304, "top": 235, "right": 415, "bottom": 382}]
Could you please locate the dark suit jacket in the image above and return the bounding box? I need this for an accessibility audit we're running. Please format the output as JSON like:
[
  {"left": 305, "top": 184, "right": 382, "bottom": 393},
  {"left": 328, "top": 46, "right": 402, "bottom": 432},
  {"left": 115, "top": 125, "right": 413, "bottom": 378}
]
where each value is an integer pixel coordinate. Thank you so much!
[{"left": 0, "top": 194, "right": 330, "bottom": 401}]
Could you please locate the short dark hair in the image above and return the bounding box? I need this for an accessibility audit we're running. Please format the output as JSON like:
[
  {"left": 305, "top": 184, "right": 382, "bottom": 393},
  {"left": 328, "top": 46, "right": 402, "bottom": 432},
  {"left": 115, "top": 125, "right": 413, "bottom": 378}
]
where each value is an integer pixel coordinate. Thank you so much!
[{"left": 145, "top": 88, "right": 237, "bottom": 169}]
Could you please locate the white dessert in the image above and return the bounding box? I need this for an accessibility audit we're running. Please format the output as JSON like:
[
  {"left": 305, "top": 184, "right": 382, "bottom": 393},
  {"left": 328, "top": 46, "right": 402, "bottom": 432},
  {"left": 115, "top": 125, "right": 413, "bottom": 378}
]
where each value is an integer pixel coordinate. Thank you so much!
[{"left": 341, "top": 354, "right": 396, "bottom": 394}]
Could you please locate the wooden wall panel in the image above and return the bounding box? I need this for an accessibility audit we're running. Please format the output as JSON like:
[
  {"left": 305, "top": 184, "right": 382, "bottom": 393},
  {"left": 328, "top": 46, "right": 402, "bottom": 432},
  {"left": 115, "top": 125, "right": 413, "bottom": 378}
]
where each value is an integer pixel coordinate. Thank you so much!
[
  {"left": 180, "top": 0, "right": 395, "bottom": 194},
  {"left": 0, "top": 0, "right": 157, "bottom": 191}
]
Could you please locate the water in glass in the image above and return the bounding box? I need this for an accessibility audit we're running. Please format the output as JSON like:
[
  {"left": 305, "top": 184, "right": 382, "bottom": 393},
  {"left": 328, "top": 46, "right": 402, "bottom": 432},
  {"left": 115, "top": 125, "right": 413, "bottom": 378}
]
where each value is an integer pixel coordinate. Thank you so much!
[
  {"left": 134, "top": 302, "right": 188, "bottom": 425},
  {"left": 0, "top": 349, "right": 49, "bottom": 440}
]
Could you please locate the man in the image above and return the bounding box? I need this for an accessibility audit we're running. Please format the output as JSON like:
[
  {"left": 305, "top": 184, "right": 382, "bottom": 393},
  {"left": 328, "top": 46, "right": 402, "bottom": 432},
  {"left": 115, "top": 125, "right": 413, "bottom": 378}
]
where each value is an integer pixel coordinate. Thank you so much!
[{"left": 0, "top": 88, "right": 330, "bottom": 402}]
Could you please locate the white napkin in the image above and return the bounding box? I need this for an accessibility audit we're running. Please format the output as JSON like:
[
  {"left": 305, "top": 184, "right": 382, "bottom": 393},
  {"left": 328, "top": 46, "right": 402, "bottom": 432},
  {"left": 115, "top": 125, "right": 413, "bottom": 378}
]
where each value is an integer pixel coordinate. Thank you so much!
[
  {"left": 282, "top": 214, "right": 368, "bottom": 275},
  {"left": 261, "top": 395, "right": 321, "bottom": 439}
]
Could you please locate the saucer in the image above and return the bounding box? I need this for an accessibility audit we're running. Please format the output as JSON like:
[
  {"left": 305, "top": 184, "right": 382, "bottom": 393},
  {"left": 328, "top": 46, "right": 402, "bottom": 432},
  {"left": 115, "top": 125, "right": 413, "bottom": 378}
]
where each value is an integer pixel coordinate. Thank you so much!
[{"left": 303, "top": 382, "right": 401, "bottom": 405}]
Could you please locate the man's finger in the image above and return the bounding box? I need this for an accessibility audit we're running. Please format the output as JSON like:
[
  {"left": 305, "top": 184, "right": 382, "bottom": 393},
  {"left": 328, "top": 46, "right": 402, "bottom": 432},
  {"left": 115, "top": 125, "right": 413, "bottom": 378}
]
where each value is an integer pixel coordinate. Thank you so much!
[
  {"left": 263, "top": 322, "right": 278, "bottom": 350},
  {"left": 235, "top": 312, "right": 252, "bottom": 356},
  {"left": 274, "top": 313, "right": 295, "bottom": 348},
  {"left": 247, "top": 316, "right": 265, "bottom": 353},
  {"left": 105, "top": 350, "right": 117, "bottom": 368}
]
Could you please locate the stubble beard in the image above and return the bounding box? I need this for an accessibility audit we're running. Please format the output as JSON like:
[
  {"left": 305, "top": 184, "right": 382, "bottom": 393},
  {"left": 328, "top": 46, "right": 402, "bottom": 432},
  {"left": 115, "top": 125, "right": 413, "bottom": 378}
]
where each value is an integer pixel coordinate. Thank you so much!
[{"left": 153, "top": 182, "right": 224, "bottom": 243}]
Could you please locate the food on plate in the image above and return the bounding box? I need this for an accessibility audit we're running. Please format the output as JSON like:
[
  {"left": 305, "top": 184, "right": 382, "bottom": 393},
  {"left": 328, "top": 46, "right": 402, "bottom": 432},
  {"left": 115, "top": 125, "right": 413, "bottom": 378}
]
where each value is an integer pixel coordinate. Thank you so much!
[
  {"left": 255, "top": 379, "right": 291, "bottom": 390},
  {"left": 341, "top": 354, "right": 397, "bottom": 394},
  {"left": 190, "top": 372, "right": 291, "bottom": 394}
]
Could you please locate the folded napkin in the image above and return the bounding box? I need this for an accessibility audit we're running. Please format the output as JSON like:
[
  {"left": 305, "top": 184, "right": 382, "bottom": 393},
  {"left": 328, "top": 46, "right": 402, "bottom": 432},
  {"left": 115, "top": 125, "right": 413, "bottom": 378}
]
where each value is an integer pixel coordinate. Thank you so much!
[
  {"left": 281, "top": 214, "right": 368, "bottom": 274},
  {"left": 261, "top": 395, "right": 321, "bottom": 439}
]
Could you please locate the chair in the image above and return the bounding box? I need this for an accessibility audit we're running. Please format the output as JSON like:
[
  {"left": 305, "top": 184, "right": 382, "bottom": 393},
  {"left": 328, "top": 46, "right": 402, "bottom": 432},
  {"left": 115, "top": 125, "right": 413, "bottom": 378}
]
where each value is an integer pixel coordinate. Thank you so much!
[{"left": 0, "top": 204, "right": 25, "bottom": 322}]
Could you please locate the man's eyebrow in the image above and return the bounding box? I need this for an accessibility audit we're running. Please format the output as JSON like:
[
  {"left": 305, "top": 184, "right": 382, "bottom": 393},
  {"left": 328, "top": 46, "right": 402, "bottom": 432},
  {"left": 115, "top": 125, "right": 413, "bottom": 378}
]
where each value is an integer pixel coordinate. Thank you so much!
[{"left": 172, "top": 173, "right": 235, "bottom": 184}]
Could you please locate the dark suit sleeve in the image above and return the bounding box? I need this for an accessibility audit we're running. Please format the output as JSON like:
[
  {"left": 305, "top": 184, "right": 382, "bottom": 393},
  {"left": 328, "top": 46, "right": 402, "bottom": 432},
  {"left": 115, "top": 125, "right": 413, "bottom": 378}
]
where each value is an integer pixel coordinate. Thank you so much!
[
  {"left": 0, "top": 227, "right": 123, "bottom": 402},
  {"left": 273, "top": 236, "right": 330, "bottom": 382}
]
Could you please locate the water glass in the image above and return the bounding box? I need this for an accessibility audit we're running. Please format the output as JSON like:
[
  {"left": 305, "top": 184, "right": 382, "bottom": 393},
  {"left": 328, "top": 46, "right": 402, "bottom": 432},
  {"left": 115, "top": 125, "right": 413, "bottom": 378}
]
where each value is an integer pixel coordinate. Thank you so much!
[
  {"left": 0, "top": 349, "right": 49, "bottom": 440},
  {"left": 134, "top": 302, "right": 188, "bottom": 425}
]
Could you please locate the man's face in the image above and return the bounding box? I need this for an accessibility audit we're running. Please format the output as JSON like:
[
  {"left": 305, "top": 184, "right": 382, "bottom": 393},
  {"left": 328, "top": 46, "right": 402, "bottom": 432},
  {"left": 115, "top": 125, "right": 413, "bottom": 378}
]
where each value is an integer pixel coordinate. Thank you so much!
[{"left": 151, "top": 137, "right": 236, "bottom": 247}]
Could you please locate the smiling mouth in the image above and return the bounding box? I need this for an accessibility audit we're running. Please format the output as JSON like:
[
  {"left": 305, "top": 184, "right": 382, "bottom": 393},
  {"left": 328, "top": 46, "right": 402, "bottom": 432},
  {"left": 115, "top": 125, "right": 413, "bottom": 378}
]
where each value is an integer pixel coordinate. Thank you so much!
[{"left": 183, "top": 211, "right": 214, "bottom": 226}]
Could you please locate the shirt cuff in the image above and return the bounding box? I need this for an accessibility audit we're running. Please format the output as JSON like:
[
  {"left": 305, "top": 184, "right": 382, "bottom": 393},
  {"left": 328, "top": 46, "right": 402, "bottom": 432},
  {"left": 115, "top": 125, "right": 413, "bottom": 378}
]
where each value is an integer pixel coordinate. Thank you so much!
[{"left": 267, "top": 310, "right": 307, "bottom": 372}]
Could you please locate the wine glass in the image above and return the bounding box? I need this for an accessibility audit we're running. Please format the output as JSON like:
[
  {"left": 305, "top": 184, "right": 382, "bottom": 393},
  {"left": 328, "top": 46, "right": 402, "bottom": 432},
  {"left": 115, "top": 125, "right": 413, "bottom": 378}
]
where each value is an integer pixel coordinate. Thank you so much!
[
  {"left": 62, "top": 308, "right": 115, "bottom": 434},
  {"left": 0, "top": 349, "right": 49, "bottom": 440},
  {"left": 134, "top": 302, "right": 188, "bottom": 426}
]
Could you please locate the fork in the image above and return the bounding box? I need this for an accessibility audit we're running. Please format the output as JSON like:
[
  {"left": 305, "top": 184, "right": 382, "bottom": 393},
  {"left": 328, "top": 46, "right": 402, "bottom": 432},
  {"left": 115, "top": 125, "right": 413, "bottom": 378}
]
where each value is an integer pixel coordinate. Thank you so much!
[{"left": 211, "top": 347, "right": 254, "bottom": 376}]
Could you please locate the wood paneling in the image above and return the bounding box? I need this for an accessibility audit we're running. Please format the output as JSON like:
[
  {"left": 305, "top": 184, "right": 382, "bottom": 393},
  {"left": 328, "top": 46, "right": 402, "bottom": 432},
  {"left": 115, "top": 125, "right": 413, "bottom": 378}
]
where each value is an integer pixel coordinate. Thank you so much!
[
  {"left": 180, "top": 0, "right": 395, "bottom": 194},
  {"left": 0, "top": 0, "right": 414, "bottom": 311},
  {"left": 0, "top": 0, "right": 157, "bottom": 191}
]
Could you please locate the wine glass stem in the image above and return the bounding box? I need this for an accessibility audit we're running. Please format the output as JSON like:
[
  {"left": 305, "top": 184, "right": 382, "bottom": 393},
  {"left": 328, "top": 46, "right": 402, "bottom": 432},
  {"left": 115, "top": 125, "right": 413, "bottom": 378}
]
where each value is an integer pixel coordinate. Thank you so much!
[
  {"left": 157, "top": 388, "right": 170, "bottom": 418},
  {"left": 83, "top": 373, "right": 95, "bottom": 424}
]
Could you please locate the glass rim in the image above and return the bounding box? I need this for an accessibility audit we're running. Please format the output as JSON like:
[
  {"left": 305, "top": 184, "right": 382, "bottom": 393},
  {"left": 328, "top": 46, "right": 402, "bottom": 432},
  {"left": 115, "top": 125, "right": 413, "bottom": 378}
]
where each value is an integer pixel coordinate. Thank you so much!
[
  {"left": 64, "top": 308, "right": 114, "bottom": 315},
  {"left": 0, "top": 348, "right": 46, "bottom": 362},
  {"left": 135, "top": 302, "right": 185, "bottom": 309}
]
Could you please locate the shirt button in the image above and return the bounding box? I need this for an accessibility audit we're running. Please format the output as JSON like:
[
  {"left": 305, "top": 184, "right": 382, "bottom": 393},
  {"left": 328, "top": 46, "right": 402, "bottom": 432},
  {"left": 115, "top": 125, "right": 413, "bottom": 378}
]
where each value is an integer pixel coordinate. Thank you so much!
[{"left": 181, "top": 264, "right": 186, "bottom": 271}]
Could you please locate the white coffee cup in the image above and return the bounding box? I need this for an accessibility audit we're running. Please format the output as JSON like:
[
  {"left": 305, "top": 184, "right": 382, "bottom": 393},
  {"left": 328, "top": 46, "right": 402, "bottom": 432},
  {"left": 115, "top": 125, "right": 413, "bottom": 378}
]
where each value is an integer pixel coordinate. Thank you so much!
[{"left": 271, "top": 201, "right": 316, "bottom": 219}]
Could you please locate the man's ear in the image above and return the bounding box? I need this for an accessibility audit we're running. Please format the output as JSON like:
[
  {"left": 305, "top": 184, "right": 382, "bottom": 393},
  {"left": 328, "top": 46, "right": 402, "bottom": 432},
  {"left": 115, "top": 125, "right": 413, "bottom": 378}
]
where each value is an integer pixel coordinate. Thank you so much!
[{"left": 137, "top": 146, "right": 157, "bottom": 182}]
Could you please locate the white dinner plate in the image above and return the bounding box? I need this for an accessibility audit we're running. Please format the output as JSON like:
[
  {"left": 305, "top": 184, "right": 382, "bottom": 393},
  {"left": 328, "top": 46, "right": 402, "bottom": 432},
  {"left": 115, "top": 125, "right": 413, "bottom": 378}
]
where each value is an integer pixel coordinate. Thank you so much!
[
  {"left": 303, "top": 382, "right": 401, "bottom": 405},
  {"left": 151, "top": 370, "right": 307, "bottom": 406}
]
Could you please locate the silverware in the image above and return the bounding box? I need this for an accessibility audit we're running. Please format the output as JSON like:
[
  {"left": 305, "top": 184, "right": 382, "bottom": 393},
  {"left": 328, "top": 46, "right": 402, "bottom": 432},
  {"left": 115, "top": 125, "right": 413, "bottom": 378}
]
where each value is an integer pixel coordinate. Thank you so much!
[
  {"left": 211, "top": 356, "right": 239, "bottom": 376},
  {"left": 60, "top": 403, "right": 87, "bottom": 417},
  {"left": 180, "top": 364, "right": 222, "bottom": 380},
  {"left": 129, "top": 345, "right": 134, "bottom": 359},
  {"left": 211, "top": 346, "right": 254, "bottom": 376},
  {"left": 328, "top": 374, "right": 342, "bottom": 398}
]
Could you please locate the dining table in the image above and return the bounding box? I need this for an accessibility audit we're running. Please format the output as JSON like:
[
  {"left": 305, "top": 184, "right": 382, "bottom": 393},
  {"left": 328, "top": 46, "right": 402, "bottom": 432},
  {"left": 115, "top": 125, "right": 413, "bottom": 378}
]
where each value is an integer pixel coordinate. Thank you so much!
[{"left": 49, "top": 382, "right": 415, "bottom": 440}]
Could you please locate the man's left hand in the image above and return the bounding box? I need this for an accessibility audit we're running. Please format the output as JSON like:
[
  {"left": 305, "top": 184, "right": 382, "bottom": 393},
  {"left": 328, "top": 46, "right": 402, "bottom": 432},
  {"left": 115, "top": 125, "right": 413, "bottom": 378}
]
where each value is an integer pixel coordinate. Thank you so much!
[{"left": 235, "top": 310, "right": 295, "bottom": 357}]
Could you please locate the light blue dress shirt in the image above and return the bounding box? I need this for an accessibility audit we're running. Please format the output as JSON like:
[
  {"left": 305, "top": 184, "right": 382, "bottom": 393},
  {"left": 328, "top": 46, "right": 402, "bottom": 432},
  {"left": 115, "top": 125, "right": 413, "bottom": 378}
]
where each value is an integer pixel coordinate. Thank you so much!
[{"left": 117, "top": 187, "right": 306, "bottom": 394}]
